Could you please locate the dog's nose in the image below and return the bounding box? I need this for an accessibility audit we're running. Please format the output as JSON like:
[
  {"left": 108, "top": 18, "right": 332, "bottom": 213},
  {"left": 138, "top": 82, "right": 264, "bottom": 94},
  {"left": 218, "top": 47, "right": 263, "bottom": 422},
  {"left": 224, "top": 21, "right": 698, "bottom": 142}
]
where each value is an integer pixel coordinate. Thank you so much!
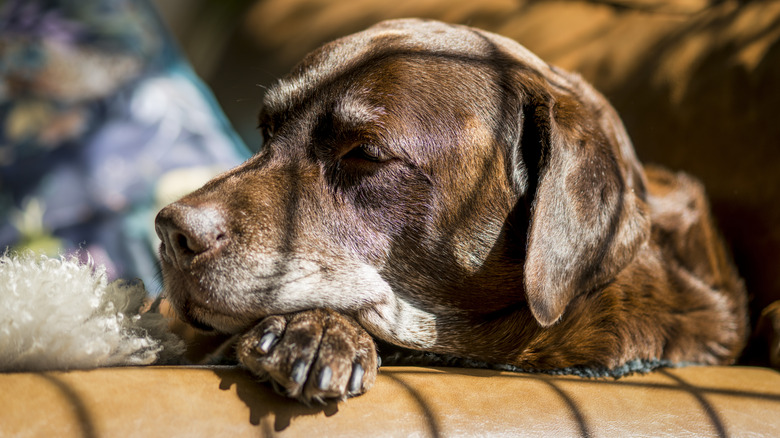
[{"left": 155, "top": 203, "right": 229, "bottom": 269}]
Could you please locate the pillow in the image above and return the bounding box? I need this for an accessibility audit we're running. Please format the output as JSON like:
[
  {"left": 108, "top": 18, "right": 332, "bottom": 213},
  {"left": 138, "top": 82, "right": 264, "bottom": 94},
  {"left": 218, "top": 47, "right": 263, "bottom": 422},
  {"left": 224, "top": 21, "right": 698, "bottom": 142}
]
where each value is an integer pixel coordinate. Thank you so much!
[{"left": 0, "top": 0, "right": 250, "bottom": 293}]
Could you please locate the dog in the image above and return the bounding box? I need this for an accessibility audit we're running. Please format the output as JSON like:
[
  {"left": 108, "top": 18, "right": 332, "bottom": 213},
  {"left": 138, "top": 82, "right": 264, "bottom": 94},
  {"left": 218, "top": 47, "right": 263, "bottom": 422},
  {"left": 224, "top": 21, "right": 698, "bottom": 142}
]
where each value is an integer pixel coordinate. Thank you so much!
[{"left": 155, "top": 19, "right": 750, "bottom": 403}]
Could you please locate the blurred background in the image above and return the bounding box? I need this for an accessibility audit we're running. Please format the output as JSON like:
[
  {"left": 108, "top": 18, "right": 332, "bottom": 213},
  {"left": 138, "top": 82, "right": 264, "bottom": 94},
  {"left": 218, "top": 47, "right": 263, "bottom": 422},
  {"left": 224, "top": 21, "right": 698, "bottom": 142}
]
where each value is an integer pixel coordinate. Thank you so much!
[{"left": 2, "top": 0, "right": 778, "bottom": 330}]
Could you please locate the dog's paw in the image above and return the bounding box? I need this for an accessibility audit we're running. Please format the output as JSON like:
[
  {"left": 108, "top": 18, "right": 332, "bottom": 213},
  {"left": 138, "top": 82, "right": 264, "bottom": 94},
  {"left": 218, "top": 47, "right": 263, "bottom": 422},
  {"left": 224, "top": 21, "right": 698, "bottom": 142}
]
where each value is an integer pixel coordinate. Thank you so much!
[{"left": 237, "top": 308, "right": 378, "bottom": 403}]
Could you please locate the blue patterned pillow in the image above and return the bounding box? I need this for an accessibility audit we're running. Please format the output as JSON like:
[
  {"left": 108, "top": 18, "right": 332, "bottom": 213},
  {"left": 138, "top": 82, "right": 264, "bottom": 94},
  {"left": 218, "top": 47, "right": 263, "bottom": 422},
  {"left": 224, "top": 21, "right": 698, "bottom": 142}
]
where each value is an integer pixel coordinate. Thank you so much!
[{"left": 0, "top": 0, "right": 250, "bottom": 293}]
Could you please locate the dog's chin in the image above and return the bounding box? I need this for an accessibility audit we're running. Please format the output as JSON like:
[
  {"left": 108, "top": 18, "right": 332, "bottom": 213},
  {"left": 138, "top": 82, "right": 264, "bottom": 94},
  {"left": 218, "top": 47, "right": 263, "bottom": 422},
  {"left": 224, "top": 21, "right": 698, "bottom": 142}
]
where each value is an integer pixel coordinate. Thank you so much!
[
  {"left": 176, "top": 300, "right": 259, "bottom": 334},
  {"left": 181, "top": 312, "right": 218, "bottom": 332},
  {"left": 162, "top": 272, "right": 262, "bottom": 335}
]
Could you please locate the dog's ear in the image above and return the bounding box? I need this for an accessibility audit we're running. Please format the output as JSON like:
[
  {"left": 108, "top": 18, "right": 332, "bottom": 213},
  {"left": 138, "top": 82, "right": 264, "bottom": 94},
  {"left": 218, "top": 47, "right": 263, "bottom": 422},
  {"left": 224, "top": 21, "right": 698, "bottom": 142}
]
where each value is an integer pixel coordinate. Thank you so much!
[{"left": 515, "top": 88, "right": 650, "bottom": 327}]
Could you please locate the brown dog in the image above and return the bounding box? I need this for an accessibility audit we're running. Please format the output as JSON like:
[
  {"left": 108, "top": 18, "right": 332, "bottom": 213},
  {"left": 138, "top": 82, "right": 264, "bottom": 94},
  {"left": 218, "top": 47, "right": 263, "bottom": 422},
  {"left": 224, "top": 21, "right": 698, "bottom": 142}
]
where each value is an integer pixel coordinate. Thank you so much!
[{"left": 155, "top": 19, "right": 749, "bottom": 403}]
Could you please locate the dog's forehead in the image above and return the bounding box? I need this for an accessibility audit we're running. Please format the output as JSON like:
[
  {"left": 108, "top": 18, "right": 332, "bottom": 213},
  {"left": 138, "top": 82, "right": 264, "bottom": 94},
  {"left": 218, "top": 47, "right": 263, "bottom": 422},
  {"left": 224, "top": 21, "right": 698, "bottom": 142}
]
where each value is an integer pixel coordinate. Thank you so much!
[{"left": 262, "top": 19, "right": 553, "bottom": 114}]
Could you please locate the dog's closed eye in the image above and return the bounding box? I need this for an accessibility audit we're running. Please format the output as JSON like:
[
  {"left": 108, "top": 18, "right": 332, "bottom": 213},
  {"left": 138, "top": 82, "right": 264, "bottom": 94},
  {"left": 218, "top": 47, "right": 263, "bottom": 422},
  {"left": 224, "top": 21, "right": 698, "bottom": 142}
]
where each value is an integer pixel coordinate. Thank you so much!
[{"left": 341, "top": 143, "right": 393, "bottom": 164}]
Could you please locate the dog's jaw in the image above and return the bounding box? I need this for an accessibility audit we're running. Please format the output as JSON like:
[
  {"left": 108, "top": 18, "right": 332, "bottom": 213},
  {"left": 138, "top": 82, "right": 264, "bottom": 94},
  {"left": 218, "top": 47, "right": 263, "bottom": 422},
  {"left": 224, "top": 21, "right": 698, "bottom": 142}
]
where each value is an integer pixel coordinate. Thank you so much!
[{"left": 160, "top": 240, "right": 441, "bottom": 347}]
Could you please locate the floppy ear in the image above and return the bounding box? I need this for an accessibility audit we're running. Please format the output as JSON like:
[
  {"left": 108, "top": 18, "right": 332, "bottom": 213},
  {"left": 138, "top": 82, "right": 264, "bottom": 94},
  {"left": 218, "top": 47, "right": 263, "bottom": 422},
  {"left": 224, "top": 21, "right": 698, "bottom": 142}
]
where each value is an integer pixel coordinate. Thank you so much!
[{"left": 517, "top": 89, "right": 650, "bottom": 327}]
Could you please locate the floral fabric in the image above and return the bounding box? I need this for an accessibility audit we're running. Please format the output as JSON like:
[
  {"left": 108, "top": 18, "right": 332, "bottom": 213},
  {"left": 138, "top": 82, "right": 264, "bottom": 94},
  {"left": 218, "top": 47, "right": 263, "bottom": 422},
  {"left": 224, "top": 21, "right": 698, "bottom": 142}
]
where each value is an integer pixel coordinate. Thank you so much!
[{"left": 0, "top": 0, "right": 251, "bottom": 293}]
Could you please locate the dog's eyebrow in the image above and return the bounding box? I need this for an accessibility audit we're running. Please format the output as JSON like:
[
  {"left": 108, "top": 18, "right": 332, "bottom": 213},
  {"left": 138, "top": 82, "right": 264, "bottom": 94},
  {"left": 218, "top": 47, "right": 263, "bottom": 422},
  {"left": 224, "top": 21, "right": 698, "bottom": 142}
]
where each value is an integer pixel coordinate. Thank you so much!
[{"left": 333, "top": 92, "right": 385, "bottom": 126}]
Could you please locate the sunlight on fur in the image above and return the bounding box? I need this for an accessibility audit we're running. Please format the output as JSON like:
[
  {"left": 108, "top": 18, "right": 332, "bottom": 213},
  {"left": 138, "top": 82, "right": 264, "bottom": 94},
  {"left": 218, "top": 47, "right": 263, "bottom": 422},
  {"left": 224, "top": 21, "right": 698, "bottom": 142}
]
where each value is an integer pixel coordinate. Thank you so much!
[{"left": 0, "top": 252, "right": 183, "bottom": 371}]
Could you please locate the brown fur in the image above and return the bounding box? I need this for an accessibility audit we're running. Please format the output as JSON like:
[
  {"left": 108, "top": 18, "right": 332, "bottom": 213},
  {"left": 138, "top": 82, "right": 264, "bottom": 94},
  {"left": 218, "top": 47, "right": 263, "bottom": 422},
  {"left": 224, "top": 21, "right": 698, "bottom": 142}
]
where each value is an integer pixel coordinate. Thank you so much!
[{"left": 155, "top": 19, "right": 749, "bottom": 402}]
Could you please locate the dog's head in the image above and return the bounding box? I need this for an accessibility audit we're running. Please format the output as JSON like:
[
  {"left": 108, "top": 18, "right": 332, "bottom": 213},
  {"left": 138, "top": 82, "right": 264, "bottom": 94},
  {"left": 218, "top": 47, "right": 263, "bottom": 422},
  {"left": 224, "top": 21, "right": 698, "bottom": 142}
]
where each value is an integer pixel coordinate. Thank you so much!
[{"left": 155, "top": 19, "right": 650, "bottom": 344}]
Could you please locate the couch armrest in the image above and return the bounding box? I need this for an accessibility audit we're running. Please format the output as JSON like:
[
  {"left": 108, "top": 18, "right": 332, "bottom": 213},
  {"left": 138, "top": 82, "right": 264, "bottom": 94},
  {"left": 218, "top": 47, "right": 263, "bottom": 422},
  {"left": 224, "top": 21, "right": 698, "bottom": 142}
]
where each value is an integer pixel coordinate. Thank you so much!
[{"left": 2, "top": 365, "right": 778, "bottom": 437}]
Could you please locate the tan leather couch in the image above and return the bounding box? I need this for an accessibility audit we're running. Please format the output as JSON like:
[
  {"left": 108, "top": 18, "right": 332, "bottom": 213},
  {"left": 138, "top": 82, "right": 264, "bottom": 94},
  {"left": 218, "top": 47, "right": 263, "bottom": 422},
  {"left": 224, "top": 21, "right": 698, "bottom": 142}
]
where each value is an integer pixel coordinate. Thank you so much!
[
  {"left": 3, "top": 365, "right": 779, "bottom": 437},
  {"left": 7, "top": 3, "right": 771, "bottom": 437}
]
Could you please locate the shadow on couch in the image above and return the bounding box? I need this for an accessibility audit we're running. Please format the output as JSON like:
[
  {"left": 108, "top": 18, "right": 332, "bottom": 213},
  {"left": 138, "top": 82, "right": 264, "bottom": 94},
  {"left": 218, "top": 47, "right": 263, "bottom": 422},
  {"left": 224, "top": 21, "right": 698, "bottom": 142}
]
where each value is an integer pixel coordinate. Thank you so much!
[
  {"left": 213, "top": 365, "right": 780, "bottom": 437},
  {"left": 5, "top": 365, "right": 777, "bottom": 437}
]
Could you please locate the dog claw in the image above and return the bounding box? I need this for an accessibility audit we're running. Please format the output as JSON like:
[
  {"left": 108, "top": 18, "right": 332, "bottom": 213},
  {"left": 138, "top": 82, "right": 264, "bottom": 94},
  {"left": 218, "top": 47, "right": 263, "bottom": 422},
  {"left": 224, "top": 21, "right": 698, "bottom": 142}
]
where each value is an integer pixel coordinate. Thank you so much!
[
  {"left": 348, "top": 363, "right": 364, "bottom": 394},
  {"left": 317, "top": 366, "right": 333, "bottom": 390},
  {"left": 238, "top": 310, "right": 378, "bottom": 402},
  {"left": 291, "top": 359, "right": 307, "bottom": 384},
  {"left": 255, "top": 332, "right": 278, "bottom": 354}
]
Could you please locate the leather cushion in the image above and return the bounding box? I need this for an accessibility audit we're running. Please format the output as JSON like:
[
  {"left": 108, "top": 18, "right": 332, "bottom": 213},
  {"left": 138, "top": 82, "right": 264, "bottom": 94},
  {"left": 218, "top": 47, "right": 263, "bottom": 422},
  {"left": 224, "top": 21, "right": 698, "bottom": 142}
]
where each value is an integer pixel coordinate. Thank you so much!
[{"left": 2, "top": 365, "right": 779, "bottom": 437}]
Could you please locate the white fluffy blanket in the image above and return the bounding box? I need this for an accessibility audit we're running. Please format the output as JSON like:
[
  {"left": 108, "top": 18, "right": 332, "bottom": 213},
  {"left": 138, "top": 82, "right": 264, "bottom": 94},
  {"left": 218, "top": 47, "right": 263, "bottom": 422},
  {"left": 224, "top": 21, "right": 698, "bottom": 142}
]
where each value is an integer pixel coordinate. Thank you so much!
[{"left": 0, "top": 252, "right": 184, "bottom": 371}]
